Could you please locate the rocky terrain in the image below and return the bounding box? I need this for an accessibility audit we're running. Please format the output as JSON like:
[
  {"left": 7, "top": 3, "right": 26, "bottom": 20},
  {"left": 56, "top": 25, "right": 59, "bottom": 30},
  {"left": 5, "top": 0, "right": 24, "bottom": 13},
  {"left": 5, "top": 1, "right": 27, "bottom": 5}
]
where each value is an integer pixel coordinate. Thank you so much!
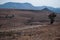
[{"left": 0, "top": 9, "right": 60, "bottom": 40}]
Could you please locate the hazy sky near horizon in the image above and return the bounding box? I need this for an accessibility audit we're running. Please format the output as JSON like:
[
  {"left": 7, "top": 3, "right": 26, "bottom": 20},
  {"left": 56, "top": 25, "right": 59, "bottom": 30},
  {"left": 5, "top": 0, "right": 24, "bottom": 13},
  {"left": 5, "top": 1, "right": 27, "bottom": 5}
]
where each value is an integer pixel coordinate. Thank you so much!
[{"left": 0, "top": 0, "right": 60, "bottom": 8}]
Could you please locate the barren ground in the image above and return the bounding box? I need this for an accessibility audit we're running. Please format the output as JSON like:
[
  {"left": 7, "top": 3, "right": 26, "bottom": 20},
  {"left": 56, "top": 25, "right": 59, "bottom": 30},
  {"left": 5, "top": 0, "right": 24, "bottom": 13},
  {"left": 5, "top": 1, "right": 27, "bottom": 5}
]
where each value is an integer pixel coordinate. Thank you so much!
[
  {"left": 0, "top": 23, "right": 60, "bottom": 40},
  {"left": 0, "top": 9, "right": 60, "bottom": 40}
]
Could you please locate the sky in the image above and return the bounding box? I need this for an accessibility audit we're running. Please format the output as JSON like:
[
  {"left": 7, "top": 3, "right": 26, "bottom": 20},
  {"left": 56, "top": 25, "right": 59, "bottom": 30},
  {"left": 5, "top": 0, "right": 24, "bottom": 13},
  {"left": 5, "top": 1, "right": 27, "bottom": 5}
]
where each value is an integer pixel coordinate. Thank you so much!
[{"left": 0, "top": 0, "right": 60, "bottom": 8}]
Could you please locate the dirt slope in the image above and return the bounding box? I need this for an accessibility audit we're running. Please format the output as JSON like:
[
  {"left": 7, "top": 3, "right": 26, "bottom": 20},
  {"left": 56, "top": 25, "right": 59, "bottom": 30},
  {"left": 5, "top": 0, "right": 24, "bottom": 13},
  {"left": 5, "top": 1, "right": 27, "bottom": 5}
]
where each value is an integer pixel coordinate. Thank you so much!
[{"left": 0, "top": 24, "right": 60, "bottom": 40}]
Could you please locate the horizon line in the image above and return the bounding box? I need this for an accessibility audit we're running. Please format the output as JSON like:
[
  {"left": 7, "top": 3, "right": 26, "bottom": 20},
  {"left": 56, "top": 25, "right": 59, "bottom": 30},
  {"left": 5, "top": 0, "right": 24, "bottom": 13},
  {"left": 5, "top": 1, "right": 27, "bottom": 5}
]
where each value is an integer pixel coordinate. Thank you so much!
[{"left": 0, "top": 2, "right": 60, "bottom": 8}]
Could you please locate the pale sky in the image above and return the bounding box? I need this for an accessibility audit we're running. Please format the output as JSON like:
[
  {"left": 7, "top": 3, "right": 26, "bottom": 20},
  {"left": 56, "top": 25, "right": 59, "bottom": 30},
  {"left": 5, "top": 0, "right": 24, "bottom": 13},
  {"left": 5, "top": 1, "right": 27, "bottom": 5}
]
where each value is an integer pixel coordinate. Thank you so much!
[{"left": 0, "top": 0, "right": 60, "bottom": 8}]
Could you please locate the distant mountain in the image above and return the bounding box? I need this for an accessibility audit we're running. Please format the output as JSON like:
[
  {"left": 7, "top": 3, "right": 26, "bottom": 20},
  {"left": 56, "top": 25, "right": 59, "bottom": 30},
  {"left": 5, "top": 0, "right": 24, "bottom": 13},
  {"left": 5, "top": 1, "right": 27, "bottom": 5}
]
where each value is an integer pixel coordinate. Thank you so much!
[
  {"left": 0, "top": 2, "right": 60, "bottom": 13},
  {"left": 46, "top": 7, "right": 60, "bottom": 13},
  {"left": 0, "top": 2, "right": 34, "bottom": 9}
]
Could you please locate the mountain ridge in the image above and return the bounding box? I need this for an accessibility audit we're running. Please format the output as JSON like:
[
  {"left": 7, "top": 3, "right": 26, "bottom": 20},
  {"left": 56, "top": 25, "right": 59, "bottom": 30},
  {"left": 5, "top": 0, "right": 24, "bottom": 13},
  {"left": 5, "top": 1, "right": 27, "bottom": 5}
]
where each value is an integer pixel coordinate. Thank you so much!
[{"left": 0, "top": 2, "right": 60, "bottom": 13}]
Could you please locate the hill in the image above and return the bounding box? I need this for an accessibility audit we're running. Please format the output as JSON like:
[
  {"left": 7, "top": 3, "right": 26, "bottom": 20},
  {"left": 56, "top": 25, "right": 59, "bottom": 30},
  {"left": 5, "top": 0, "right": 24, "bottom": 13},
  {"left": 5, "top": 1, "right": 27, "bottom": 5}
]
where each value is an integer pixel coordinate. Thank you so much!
[
  {"left": 0, "top": 8, "right": 60, "bottom": 28},
  {"left": 0, "top": 2, "right": 60, "bottom": 13}
]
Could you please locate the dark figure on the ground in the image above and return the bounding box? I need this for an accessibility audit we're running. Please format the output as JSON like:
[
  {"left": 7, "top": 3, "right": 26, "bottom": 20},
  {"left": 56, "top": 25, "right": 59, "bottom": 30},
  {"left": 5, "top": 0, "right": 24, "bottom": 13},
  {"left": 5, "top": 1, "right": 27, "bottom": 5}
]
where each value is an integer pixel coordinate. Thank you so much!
[
  {"left": 0, "top": 24, "right": 3, "bottom": 28},
  {"left": 48, "top": 13, "right": 56, "bottom": 24}
]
